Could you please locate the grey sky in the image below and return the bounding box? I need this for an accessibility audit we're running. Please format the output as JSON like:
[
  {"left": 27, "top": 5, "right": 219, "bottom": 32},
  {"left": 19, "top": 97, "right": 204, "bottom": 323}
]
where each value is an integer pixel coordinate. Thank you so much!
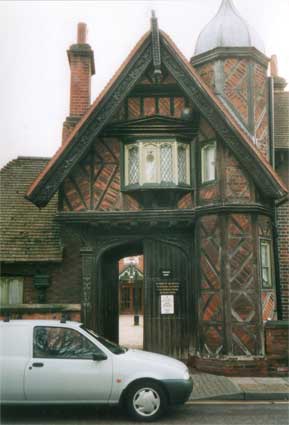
[{"left": 1, "top": 0, "right": 288, "bottom": 168}]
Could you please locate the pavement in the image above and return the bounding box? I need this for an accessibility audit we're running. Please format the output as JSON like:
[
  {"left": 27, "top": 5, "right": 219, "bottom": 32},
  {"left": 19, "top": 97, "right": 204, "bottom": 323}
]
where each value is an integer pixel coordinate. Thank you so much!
[
  {"left": 189, "top": 372, "right": 289, "bottom": 401},
  {"left": 119, "top": 315, "right": 289, "bottom": 401},
  {"left": 119, "top": 314, "right": 143, "bottom": 349}
]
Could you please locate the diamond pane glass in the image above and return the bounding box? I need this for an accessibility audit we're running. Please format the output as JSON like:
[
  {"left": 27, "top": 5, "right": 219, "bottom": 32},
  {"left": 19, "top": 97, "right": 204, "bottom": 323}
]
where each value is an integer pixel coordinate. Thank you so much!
[
  {"left": 160, "top": 144, "right": 173, "bottom": 182},
  {"left": 144, "top": 144, "right": 157, "bottom": 183},
  {"left": 128, "top": 146, "right": 139, "bottom": 184},
  {"left": 178, "top": 145, "right": 187, "bottom": 184}
]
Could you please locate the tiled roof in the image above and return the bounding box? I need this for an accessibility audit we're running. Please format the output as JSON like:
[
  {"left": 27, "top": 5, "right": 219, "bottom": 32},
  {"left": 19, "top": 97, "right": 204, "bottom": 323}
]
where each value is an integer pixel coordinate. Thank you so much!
[
  {"left": 0, "top": 157, "right": 62, "bottom": 262},
  {"left": 274, "top": 91, "right": 289, "bottom": 149}
]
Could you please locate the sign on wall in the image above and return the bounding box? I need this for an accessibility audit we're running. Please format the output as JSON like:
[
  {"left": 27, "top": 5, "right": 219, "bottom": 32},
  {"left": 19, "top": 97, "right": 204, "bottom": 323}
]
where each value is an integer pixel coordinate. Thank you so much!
[
  {"left": 155, "top": 281, "right": 181, "bottom": 294},
  {"left": 160, "top": 294, "right": 174, "bottom": 314}
]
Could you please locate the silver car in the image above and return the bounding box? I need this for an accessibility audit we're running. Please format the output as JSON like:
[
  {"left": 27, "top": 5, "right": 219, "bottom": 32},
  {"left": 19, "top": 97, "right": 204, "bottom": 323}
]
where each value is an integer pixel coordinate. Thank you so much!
[{"left": 0, "top": 320, "right": 193, "bottom": 421}]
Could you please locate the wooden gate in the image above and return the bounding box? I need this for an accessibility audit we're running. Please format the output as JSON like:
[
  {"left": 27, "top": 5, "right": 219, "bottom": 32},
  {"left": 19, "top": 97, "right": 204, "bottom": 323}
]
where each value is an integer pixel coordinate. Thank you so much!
[
  {"left": 89, "top": 237, "right": 193, "bottom": 357},
  {"left": 143, "top": 238, "right": 192, "bottom": 358}
]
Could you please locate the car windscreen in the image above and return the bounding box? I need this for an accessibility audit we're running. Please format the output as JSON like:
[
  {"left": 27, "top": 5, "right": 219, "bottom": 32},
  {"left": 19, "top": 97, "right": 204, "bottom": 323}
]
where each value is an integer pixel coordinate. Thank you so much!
[{"left": 81, "top": 326, "right": 127, "bottom": 355}]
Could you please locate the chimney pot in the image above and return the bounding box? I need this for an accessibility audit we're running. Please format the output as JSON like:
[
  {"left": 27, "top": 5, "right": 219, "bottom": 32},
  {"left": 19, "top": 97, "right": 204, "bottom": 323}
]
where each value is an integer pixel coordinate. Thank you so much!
[
  {"left": 270, "top": 54, "right": 279, "bottom": 77},
  {"left": 77, "top": 22, "right": 87, "bottom": 44}
]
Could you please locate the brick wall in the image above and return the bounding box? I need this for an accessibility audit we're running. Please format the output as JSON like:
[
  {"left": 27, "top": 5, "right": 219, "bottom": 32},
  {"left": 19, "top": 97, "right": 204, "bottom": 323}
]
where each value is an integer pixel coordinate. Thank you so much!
[
  {"left": 224, "top": 147, "right": 255, "bottom": 202},
  {"left": 276, "top": 152, "right": 289, "bottom": 320},
  {"left": 277, "top": 201, "right": 289, "bottom": 319},
  {"left": 2, "top": 229, "right": 82, "bottom": 305},
  {"left": 223, "top": 58, "right": 249, "bottom": 126},
  {"left": 0, "top": 308, "right": 81, "bottom": 322},
  {"left": 265, "top": 321, "right": 289, "bottom": 358},
  {"left": 189, "top": 354, "right": 288, "bottom": 377},
  {"left": 194, "top": 57, "right": 269, "bottom": 160}
]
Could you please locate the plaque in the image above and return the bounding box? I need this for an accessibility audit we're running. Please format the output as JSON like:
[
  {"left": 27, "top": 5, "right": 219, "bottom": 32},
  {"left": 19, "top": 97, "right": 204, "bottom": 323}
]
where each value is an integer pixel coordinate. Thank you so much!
[
  {"left": 161, "top": 295, "right": 174, "bottom": 314},
  {"left": 160, "top": 269, "right": 172, "bottom": 278},
  {"left": 155, "top": 282, "right": 181, "bottom": 294}
]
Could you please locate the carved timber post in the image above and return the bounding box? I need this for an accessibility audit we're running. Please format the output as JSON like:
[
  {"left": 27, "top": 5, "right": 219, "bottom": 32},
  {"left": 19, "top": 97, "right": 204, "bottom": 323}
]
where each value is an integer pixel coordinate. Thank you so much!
[{"left": 80, "top": 246, "right": 95, "bottom": 327}]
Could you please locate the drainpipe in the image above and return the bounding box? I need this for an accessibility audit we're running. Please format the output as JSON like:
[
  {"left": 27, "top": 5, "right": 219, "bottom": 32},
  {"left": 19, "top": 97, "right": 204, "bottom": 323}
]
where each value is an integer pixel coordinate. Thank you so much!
[{"left": 268, "top": 73, "right": 282, "bottom": 319}]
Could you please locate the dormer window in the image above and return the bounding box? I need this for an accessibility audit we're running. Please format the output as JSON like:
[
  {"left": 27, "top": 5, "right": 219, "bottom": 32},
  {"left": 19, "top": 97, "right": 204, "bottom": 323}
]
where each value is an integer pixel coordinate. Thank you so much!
[{"left": 124, "top": 138, "right": 190, "bottom": 189}]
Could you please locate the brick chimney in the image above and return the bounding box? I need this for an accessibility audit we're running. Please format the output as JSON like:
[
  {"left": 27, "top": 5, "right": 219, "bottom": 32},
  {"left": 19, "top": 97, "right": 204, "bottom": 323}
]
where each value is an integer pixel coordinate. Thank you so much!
[
  {"left": 270, "top": 54, "right": 287, "bottom": 91},
  {"left": 62, "top": 23, "right": 95, "bottom": 144}
]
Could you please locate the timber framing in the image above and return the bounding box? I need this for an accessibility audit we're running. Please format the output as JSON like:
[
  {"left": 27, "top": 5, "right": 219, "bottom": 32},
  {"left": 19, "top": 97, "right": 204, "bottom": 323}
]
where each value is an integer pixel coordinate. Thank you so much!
[
  {"left": 56, "top": 202, "right": 273, "bottom": 227},
  {"left": 26, "top": 29, "right": 287, "bottom": 208}
]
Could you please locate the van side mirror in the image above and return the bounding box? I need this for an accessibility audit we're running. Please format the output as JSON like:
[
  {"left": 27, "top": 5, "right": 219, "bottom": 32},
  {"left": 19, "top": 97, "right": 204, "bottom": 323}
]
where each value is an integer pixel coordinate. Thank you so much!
[{"left": 92, "top": 352, "right": 107, "bottom": 361}]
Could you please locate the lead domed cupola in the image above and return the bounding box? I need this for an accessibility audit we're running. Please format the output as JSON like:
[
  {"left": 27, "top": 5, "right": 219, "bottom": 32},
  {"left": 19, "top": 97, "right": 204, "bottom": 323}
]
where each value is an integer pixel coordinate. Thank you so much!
[{"left": 194, "top": 0, "right": 265, "bottom": 55}]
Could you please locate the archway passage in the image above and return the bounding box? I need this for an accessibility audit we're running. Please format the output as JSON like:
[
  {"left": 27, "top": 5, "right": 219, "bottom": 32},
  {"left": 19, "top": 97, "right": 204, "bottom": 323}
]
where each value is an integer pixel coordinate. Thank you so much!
[
  {"left": 118, "top": 255, "right": 144, "bottom": 349},
  {"left": 92, "top": 237, "right": 193, "bottom": 358}
]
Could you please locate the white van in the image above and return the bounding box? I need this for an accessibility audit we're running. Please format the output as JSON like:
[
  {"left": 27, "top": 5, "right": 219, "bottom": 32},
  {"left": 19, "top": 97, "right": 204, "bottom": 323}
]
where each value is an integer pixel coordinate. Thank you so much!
[{"left": 0, "top": 320, "right": 192, "bottom": 421}]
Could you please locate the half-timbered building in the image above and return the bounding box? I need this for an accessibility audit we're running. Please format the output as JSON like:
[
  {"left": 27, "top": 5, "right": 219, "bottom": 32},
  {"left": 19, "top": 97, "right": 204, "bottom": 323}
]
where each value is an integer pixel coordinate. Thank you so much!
[{"left": 1, "top": 0, "right": 288, "bottom": 375}]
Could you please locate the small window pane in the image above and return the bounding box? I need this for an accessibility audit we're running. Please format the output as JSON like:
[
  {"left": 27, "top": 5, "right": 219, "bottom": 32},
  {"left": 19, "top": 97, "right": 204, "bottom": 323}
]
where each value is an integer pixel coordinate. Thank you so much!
[
  {"left": 33, "top": 327, "right": 103, "bottom": 359},
  {"left": 144, "top": 144, "right": 157, "bottom": 183},
  {"left": 202, "top": 144, "right": 216, "bottom": 182},
  {"left": 0, "top": 277, "right": 23, "bottom": 305},
  {"left": 128, "top": 146, "right": 139, "bottom": 185},
  {"left": 260, "top": 241, "right": 272, "bottom": 288},
  {"left": 0, "top": 279, "right": 9, "bottom": 305},
  {"left": 178, "top": 145, "right": 187, "bottom": 184},
  {"left": 160, "top": 144, "right": 173, "bottom": 182},
  {"left": 9, "top": 279, "right": 23, "bottom": 304}
]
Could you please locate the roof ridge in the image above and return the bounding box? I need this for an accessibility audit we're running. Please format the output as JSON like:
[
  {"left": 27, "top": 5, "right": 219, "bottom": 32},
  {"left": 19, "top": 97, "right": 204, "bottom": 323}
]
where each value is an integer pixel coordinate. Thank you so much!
[{"left": 17, "top": 156, "right": 51, "bottom": 160}]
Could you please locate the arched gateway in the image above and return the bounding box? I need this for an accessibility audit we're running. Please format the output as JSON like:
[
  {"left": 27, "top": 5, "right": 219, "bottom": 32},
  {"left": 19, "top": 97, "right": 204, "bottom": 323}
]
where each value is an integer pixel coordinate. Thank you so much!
[{"left": 70, "top": 231, "right": 194, "bottom": 358}]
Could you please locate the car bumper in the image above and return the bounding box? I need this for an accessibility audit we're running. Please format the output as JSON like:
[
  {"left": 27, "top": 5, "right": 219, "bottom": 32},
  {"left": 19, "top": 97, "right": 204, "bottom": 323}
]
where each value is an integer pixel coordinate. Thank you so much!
[{"left": 161, "top": 377, "right": 193, "bottom": 405}]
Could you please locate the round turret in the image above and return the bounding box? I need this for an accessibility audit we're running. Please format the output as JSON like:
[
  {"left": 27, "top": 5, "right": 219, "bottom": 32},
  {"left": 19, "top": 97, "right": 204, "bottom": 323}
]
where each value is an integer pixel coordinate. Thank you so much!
[{"left": 194, "top": 0, "right": 265, "bottom": 56}]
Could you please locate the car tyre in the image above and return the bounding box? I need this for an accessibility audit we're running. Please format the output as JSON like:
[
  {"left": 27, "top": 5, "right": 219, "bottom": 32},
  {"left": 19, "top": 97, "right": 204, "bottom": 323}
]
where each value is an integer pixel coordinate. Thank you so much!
[{"left": 126, "top": 380, "right": 168, "bottom": 422}]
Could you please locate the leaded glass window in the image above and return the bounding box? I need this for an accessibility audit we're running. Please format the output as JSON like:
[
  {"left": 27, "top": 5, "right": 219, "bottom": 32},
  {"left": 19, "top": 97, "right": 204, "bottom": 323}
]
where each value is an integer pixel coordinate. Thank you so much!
[
  {"left": 128, "top": 145, "right": 139, "bottom": 185},
  {"left": 144, "top": 144, "right": 157, "bottom": 183},
  {"left": 160, "top": 144, "right": 173, "bottom": 182},
  {"left": 260, "top": 240, "right": 272, "bottom": 288},
  {"left": 124, "top": 139, "right": 191, "bottom": 187},
  {"left": 178, "top": 144, "right": 187, "bottom": 184}
]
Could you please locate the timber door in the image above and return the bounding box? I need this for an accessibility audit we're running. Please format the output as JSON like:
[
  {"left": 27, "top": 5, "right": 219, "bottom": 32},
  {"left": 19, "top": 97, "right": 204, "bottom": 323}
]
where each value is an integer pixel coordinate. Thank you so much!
[{"left": 143, "top": 238, "right": 192, "bottom": 358}]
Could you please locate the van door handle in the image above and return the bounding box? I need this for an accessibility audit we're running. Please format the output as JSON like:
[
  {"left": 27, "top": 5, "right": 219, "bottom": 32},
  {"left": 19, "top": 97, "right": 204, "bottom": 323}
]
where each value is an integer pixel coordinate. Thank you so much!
[{"left": 32, "top": 362, "right": 44, "bottom": 367}]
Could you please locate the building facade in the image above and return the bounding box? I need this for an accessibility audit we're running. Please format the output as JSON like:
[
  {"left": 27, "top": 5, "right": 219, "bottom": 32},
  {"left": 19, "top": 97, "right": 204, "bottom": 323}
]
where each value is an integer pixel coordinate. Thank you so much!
[{"left": 1, "top": 1, "right": 288, "bottom": 375}]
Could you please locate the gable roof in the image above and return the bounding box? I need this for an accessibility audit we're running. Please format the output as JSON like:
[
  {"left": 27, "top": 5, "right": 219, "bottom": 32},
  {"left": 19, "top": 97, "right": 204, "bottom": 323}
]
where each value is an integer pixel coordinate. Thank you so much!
[
  {"left": 26, "top": 28, "right": 287, "bottom": 207},
  {"left": 0, "top": 157, "right": 62, "bottom": 263}
]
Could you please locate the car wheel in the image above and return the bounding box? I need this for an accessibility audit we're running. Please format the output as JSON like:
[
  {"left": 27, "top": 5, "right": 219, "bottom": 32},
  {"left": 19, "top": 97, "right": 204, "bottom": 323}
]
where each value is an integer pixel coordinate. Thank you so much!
[{"left": 126, "top": 380, "right": 167, "bottom": 422}]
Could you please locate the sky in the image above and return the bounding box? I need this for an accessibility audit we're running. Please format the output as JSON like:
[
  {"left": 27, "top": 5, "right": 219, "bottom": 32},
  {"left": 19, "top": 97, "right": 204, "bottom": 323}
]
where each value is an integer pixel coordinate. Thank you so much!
[{"left": 0, "top": 0, "right": 288, "bottom": 168}]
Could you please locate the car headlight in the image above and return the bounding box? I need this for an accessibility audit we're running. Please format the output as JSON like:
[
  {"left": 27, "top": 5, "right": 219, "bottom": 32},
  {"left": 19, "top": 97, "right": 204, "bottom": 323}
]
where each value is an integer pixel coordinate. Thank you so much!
[{"left": 183, "top": 369, "right": 190, "bottom": 380}]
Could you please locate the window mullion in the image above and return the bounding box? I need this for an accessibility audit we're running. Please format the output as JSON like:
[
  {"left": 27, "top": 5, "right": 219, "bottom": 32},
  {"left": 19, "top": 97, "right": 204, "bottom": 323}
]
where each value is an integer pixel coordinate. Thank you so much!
[
  {"left": 157, "top": 143, "right": 160, "bottom": 184},
  {"left": 174, "top": 141, "right": 178, "bottom": 185},
  {"left": 138, "top": 143, "right": 144, "bottom": 185}
]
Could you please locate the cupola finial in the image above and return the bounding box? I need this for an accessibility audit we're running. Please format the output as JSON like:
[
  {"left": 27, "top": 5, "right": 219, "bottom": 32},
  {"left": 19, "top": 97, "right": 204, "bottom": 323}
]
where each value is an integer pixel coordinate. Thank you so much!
[{"left": 194, "top": 0, "right": 265, "bottom": 55}]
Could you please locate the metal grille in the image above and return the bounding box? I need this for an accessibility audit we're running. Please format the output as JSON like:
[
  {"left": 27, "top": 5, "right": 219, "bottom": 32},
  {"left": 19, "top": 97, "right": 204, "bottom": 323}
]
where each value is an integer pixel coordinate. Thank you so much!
[
  {"left": 178, "top": 145, "right": 187, "bottom": 184},
  {"left": 128, "top": 146, "right": 139, "bottom": 184},
  {"left": 160, "top": 144, "right": 173, "bottom": 182}
]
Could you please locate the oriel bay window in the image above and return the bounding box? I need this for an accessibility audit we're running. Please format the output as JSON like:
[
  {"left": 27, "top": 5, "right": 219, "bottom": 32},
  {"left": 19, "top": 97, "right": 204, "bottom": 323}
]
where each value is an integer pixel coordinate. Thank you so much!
[{"left": 124, "top": 138, "right": 190, "bottom": 188}]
